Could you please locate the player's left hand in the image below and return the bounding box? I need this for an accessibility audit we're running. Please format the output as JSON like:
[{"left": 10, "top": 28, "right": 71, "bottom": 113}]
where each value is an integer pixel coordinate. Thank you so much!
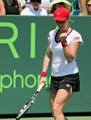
[
  {"left": 59, "top": 33, "right": 68, "bottom": 47},
  {"left": 59, "top": 32, "right": 67, "bottom": 42}
]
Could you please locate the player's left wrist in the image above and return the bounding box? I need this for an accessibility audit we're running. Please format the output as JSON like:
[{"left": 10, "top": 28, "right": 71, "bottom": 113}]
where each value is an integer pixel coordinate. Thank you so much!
[{"left": 61, "top": 40, "right": 68, "bottom": 47}]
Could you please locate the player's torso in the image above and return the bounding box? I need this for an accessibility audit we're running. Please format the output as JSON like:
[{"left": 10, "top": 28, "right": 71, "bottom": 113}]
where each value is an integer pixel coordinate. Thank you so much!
[{"left": 49, "top": 28, "right": 79, "bottom": 76}]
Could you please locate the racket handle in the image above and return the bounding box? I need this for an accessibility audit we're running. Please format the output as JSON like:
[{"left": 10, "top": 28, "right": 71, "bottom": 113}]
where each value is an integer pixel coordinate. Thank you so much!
[{"left": 37, "top": 83, "right": 45, "bottom": 92}]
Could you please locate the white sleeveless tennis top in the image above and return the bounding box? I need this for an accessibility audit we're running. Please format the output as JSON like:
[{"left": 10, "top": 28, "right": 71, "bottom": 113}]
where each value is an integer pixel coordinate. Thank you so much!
[{"left": 48, "top": 28, "right": 83, "bottom": 77}]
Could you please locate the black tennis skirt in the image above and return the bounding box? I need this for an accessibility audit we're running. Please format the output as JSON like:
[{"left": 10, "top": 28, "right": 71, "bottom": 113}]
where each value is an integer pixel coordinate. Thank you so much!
[{"left": 48, "top": 73, "right": 80, "bottom": 93}]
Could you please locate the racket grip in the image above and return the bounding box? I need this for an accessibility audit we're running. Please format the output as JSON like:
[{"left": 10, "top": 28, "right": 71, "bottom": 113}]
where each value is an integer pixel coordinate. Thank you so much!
[{"left": 37, "top": 83, "right": 45, "bottom": 92}]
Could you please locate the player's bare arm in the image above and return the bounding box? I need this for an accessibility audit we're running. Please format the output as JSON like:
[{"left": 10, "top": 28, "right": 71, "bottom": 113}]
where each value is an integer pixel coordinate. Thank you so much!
[
  {"left": 63, "top": 42, "right": 80, "bottom": 63},
  {"left": 42, "top": 43, "right": 52, "bottom": 72},
  {"left": 59, "top": 32, "right": 81, "bottom": 63},
  {"left": 40, "top": 43, "right": 52, "bottom": 85}
]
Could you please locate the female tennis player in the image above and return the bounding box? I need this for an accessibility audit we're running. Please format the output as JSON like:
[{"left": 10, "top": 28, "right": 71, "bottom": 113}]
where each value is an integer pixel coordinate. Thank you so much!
[{"left": 40, "top": 7, "right": 83, "bottom": 120}]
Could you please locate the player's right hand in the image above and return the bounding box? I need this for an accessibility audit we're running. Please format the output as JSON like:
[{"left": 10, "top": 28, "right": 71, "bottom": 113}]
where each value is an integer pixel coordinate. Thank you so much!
[{"left": 39, "top": 77, "right": 46, "bottom": 85}]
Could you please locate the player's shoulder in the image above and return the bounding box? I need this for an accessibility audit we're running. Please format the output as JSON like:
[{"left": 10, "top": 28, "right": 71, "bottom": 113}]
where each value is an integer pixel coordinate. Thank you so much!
[
  {"left": 47, "top": 28, "right": 58, "bottom": 42},
  {"left": 48, "top": 28, "right": 58, "bottom": 35},
  {"left": 72, "top": 29, "right": 82, "bottom": 36},
  {"left": 70, "top": 29, "right": 83, "bottom": 43}
]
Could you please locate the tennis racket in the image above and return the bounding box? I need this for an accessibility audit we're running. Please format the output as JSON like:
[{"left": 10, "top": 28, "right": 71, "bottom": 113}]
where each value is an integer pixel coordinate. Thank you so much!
[{"left": 16, "top": 83, "right": 44, "bottom": 120}]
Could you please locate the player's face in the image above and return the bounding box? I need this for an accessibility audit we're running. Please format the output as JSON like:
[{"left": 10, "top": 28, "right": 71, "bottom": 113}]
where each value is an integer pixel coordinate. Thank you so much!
[{"left": 56, "top": 19, "right": 69, "bottom": 32}]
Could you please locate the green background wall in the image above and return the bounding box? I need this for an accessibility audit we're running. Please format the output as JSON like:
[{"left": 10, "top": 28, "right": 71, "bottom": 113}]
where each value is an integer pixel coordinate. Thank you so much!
[{"left": 0, "top": 16, "right": 91, "bottom": 115}]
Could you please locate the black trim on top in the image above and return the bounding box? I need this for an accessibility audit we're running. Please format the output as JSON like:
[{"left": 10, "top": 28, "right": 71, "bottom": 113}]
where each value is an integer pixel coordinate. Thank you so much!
[
  {"left": 55, "top": 28, "right": 73, "bottom": 43},
  {"left": 55, "top": 29, "right": 60, "bottom": 43}
]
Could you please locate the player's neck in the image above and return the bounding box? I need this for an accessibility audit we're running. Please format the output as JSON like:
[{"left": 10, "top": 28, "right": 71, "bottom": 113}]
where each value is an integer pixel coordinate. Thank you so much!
[{"left": 59, "top": 26, "right": 71, "bottom": 33}]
